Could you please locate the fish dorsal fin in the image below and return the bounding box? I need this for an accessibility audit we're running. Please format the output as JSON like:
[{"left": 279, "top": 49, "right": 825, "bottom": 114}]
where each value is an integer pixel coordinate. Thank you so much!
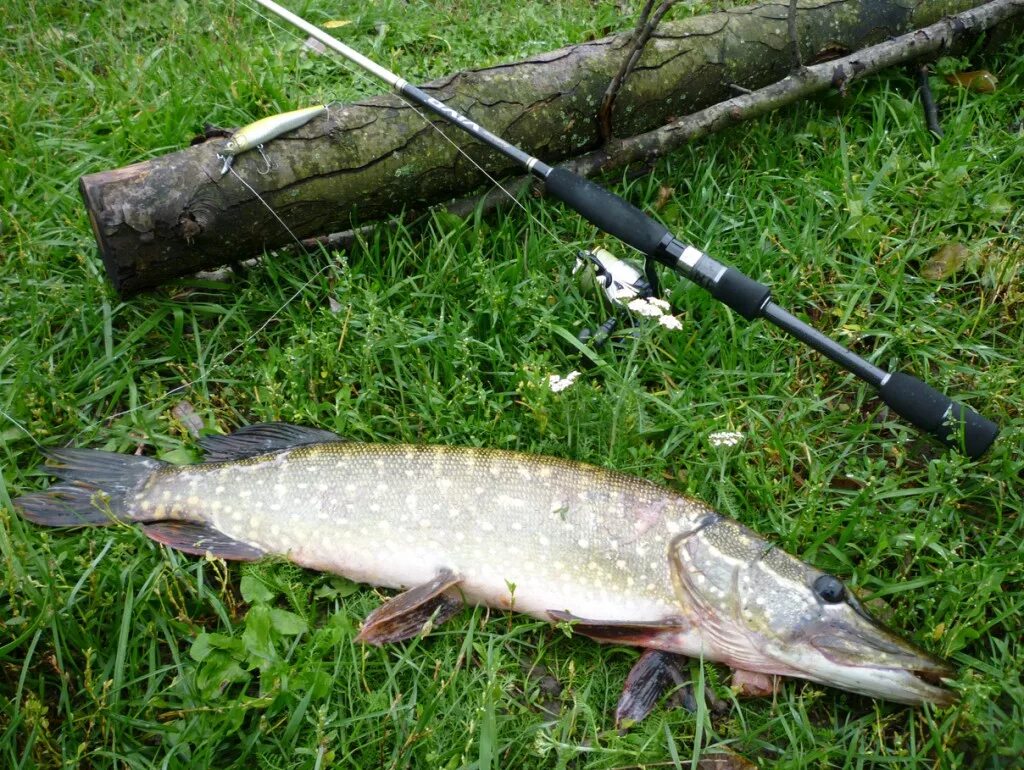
[{"left": 199, "top": 422, "right": 342, "bottom": 462}]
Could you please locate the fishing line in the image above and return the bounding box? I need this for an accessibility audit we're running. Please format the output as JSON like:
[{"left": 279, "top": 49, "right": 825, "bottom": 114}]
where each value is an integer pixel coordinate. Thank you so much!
[
  {"left": 241, "top": 0, "right": 1000, "bottom": 459},
  {"left": 4, "top": 1, "right": 579, "bottom": 451},
  {"left": 0, "top": 409, "right": 44, "bottom": 451},
  {"left": 70, "top": 0, "right": 592, "bottom": 439},
  {"left": 231, "top": 0, "right": 657, "bottom": 366},
  {"left": 226, "top": 164, "right": 308, "bottom": 248},
  {"left": 235, "top": 0, "right": 573, "bottom": 255},
  {"left": 5, "top": 1, "right": 1000, "bottom": 460},
  {"left": 3, "top": 149, "right": 339, "bottom": 448},
  {"left": 87, "top": 183, "right": 339, "bottom": 435},
  {"left": 94, "top": 260, "right": 336, "bottom": 425}
]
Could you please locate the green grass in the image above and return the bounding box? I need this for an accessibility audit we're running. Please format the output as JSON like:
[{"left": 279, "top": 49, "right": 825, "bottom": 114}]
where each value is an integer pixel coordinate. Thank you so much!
[{"left": 1, "top": 0, "right": 1022, "bottom": 767}]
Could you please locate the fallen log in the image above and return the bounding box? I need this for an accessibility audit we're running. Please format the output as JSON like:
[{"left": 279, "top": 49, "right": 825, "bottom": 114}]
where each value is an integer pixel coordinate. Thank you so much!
[{"left": 79, "top": 0, "right": 1019, "bottom": 295}]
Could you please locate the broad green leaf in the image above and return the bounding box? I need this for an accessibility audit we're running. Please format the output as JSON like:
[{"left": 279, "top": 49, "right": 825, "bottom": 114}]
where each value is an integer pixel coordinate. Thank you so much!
[
  {"left": 242, "top": 605, "right": 276, "bottom": 661},
  {"left": 196, "top": 651, "right": 250, "bottom": 698},
  {"left": 269, "top": 608, "right": 308, "bottom": 636},
  {"left": 922, "top": 243, "right": 971, "bottom": 280},
  {"left": 313, "top": 576, "right": 360, "bottom": 599},
  {"left": 240, "top": 574, "right": 275, "bottom": 604}
]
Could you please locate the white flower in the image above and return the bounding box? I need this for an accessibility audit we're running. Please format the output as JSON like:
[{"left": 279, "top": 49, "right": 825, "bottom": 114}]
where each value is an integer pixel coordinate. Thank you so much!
[
  {"left": 548, "top": 370, "right": 581, "bottom": 393},
  {"left": 627, "top": 298, "right": 662, "bottom": 317},
  {"left": 624, "top": 297, "right": 683, "bottom": 330},
  {"left": 658, "top": 314, "right": 682, "bottom": 330},
  {"left": 708, "top": 430, "right": 744, "bottom": 447}
]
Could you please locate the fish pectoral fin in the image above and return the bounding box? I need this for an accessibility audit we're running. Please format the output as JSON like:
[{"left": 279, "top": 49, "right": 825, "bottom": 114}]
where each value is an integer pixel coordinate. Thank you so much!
[
  {"left": 616, "top": 650, "right": 728, "bottom": 727},
  {"left": 355, "top": 569, "right": 463, "bottom": 646},
  {"left": 548, "top": 610, "right": 690, "bottom": 645},
  {"left": 142, "top": 521, "right": 266, "bottom": 561},
  {"left": 199, "top": 422, "right": 343, "bottom": 462},
  {"left": 616, "top": 650, "right": 688, "bottom": 727}
]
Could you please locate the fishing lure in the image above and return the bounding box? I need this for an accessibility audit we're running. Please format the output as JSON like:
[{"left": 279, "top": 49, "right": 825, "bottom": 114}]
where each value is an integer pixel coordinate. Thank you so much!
[{"left": 218, "top": 104, "right": 328, "bottom": 175}]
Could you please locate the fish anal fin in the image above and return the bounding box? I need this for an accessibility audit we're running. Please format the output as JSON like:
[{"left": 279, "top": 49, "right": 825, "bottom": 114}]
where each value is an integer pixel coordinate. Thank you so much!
[
  {"left": 548, "top": 609, "right": 690, "bottom": 646},
  {"left": 142, "top": 521, "right": 265, "bottom": 561},
  {"left": 356, "top": 569, "right": 463, "bottom": 645},
  {"left": 616, "top": 649, "right": 689, "bottom": 727},
  {"left": 199, "top": 422, "right": 343, "bottom": 462}
]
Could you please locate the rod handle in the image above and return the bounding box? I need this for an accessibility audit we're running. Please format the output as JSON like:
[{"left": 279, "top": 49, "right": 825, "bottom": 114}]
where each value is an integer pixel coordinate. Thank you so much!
[
  {"left": 709, "top": 267, "right": 772, "bottom": 320},
  {"left": 878, "top": 372, "right": 999, "bottom": 459},
  {"left": 544, "top": 168, "right": 669, "bottom": 256}
]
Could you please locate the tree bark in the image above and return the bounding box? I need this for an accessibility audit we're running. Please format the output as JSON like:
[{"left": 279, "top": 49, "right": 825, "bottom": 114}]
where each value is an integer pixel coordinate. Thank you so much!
[
  {"left": 81, "top": 0, "right": 1013, "bottom": 295},
  {"left": 565, "top": 0, "right": 1022, "bottom": 175}
]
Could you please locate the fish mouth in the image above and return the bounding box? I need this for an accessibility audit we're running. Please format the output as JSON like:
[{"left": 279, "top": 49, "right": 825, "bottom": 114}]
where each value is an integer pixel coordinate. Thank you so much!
[
  {"left": 667, "top": 516, "right": 957, "bottom": 706},
  {"left": 912, "top": 669, "right": 956, "bottom": 707},
  {"left": 855, "top": 664, "right": 956, "bottom": 707},
  {"left": 804, "top": 621, "right": 957, "bottom": 706},
  {"left": 912, "top": 666, "right": 950, "bottom": 688}
]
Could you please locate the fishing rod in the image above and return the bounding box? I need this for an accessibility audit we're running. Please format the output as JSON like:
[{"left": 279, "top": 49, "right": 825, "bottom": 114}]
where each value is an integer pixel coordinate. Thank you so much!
[{"left": 249, "top": 0, "right": 999, "bottom": 459}]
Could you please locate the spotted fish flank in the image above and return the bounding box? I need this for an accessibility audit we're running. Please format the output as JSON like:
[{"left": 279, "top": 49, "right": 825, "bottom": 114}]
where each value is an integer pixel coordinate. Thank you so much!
[{"left": 15, "top": 422, "right": 955, "bottom": 713}]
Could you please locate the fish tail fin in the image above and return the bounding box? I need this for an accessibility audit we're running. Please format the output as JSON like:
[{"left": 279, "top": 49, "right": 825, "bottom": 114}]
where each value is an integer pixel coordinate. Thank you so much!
[{"left": 14, "top": 448, "right": 166, "bottom": 527}]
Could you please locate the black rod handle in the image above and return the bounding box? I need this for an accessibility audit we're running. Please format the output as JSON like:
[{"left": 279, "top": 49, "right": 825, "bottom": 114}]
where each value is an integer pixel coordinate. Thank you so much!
[
  {"left": 878, "top": 372, "right": 999, "bottom": 459},
  {"left": 763, "top": 301, "right": 998, "bottom": 457},
  {"left": 544, "top": 167, "right": 1000, "bottom": 458},
  {"left": 544, "top": 167, "right": 670, "bottom": 255},
  {"left": 248, "top": 2, "right": 1002, "bottom": 459}
]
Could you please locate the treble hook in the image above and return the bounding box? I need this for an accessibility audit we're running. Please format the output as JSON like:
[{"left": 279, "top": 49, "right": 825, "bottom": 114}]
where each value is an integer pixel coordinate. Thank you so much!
[
  {"left": 217, "top": 145, "right": 271, "bottom": 176},
  {"left": 255, "top": 144, "right": 272, "bottom": 174},
  {"left": 215, "top": 104, "right": 326, "bottom": 178}
]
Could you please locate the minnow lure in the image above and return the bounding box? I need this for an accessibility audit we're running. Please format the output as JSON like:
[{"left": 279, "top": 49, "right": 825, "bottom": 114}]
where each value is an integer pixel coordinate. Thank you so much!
[{"left": 218, "top": 104, "right": 327, "bottom": 175}]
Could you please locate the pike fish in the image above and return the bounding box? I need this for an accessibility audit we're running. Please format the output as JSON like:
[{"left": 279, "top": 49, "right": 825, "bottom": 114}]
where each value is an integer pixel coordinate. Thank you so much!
[{"left": 14, "top": 423, "right": 954, "bottom": 715}]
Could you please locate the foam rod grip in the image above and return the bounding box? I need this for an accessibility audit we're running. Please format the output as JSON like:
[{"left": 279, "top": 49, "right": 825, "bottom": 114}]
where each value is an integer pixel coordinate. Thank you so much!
[
  {"left": 544, "top": 168, "right": 669, "bottom": 256},
  {"left": 879, "top": 372, "right": 999, "bottom": 459}
]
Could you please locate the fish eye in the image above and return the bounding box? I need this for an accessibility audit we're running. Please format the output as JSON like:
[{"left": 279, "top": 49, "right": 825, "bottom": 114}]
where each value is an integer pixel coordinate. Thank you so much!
[{"left": 813, "top": 574, "right": 847, "bottom": 604}]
